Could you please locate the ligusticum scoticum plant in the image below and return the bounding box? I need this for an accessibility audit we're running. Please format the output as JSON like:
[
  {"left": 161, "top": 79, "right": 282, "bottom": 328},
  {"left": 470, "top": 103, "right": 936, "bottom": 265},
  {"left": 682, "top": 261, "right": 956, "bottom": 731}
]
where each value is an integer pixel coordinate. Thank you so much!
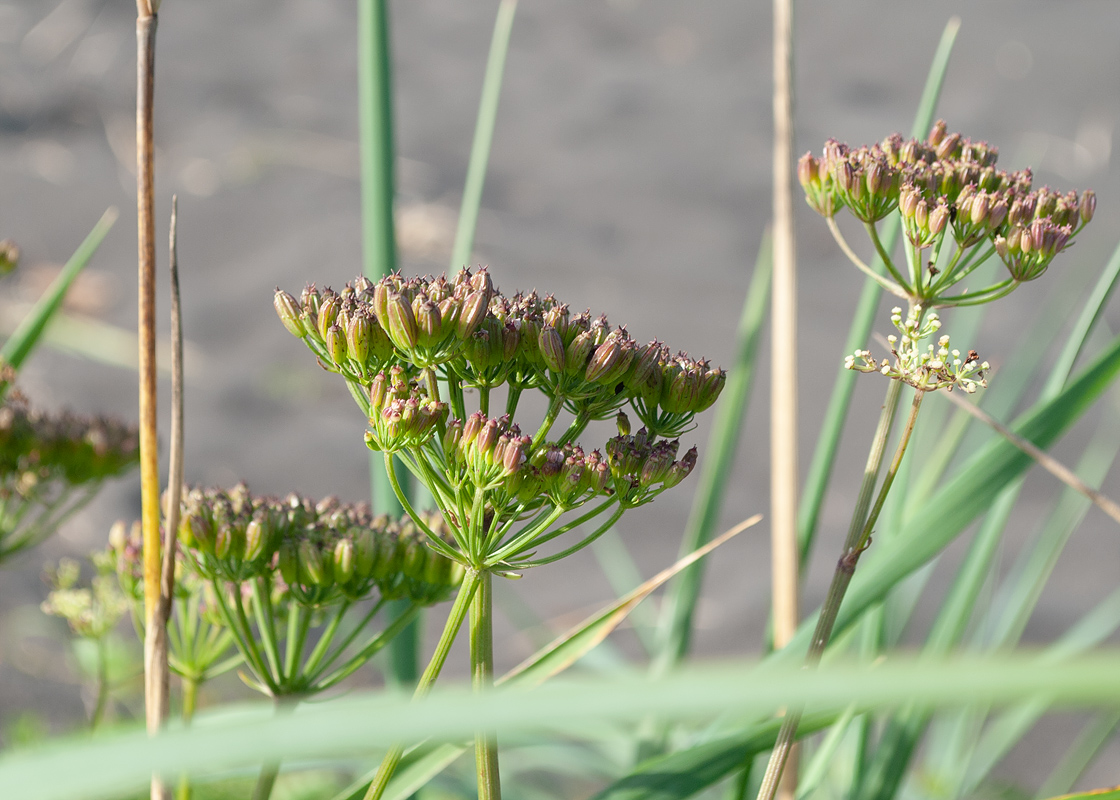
[
  {"left": 755, "top": 121, "right": 1095, "bottom": 800},
  {"left": 275, "top": 267, "right": 724, "bottom": 800}
]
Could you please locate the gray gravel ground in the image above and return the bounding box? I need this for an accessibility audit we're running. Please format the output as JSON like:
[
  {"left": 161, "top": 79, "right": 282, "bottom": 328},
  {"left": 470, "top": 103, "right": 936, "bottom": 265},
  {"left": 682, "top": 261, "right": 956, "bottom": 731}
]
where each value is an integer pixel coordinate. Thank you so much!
[{"left": 2, "top": 0, "right": 1120, "bottom": 792}]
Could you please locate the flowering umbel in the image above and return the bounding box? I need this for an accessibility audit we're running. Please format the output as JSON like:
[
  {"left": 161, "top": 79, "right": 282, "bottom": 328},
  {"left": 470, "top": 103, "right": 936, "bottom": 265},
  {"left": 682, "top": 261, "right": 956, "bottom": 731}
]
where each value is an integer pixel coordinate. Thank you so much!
[
  {"left": 801, "top": 121, "right": 1093, "bottom": 393},
  {"left": 276, "top": 269, "right": 719, "bottom": 571}
]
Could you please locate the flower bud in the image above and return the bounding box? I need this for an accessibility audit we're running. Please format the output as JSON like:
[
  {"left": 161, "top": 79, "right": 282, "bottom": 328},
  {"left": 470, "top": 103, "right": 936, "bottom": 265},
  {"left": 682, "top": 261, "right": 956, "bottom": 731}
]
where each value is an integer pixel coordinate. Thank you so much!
[
  {"left": 539, "top": 326, "right": 566, "bottom": 373},
  {"left": 586, "top": 338, "right": 623, "bottom": 384},
  {"left": 927, "top": 120, "right": 946, "bottom": 148},
  {"left": 333, "top": 537, "right": 355, "bottom": 584},
  {"left": 353, "top": 528, "right": 379, "bottom": 580},
  {"left": 456, "top": 290, "right": 489, "bottom": 341},
  {"left": 386, "top": 292, "right": 418, "bottom": 350},
  {"left": 279, "top": 540, "right": 299, "bottom": 585},
  {"left": 244, "top": 516, "right": 269, "bottom": 562},
  {"left": 663, "top": 446, "right": 698, "bottom": 488},
  {"left": 316, "top": 295, "right": 341, "bottom": 341},
  {"left": 797, "top": 153, "right": 819, "bottom": 190},
  {"left": 970, "top": 192, "right": 990, "bottom": 226},
  {"left": 502, "top": 435, "right": 529, "bottom": 475},
  {"left": 695, "top": 367, "right": 726, "bottom": 412},
  {"left": 346, "top": 313, "right": 372, "bottom": 365},
  {"left": 416, "top": 299, "right": 443, "bottom": 348},
  {"left": 460, "top": 411, "right": 486, "bottom": 450},
  {"left": 299, "top": 539, "right": 331, "bottom": 587},
  {"left": 626, "top": 341, "right": 664, "bottom": 403},
  {"left": 325, "top": 324, "right": 347, "bottom": 364},
  {"left": 274, "top": 290, "right": 304, "bottom": 337},
  {"left": 1080, "top": 190, "right": 1096, "bottom": 224},
  {"left": 565, "top": 330, "right": 596, "bottom": 375}
]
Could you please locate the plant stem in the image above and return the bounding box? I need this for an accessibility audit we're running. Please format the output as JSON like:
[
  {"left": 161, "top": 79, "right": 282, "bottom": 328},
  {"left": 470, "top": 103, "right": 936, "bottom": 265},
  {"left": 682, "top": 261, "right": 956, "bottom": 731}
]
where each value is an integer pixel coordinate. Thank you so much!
[
  {"left": 251, "top": 762, "right": 280, "bottom": 800},
  {"left": 755, "top": 377, "right": 905, "bottom": 800},
  {"left": 532, "top": 392, "right": 566, "bottom": 448},
  {"left": 175, "top": 678, "right": 198, "bottom": 800},
  {"left": 362, "top": 570, "right": 482, "bottom": 800},
  {"left": 825, "top": 218, "right": 906, "bottom": 298},
  {"left": 91, "top": 636, "right": 109, "bottom": 730},
  {"left": 471, "top": 570, "right": 502, "bottom": 800}
]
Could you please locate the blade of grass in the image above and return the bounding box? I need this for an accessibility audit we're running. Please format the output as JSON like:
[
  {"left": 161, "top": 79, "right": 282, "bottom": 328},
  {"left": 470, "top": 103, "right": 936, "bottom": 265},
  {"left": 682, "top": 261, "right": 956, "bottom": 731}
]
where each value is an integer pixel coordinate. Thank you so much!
[
  {"left": 0, "top": 208, "right": 117, "bottom": 378},
  {"left": 797, "top": 17, "right": 960, "bottom": 565},
  {"left": 1041, "top": 788, "right": 1120, "bottom": 800},
  {"left": 333, "top": 517, "right": 759, "bottom": 800},
  {"left": 23, "top": 654, "right": 1120, "bottom": 800},
  {"left": 958, "top": 587, "right": 1120, "bottom": 796},
  {"left": 450, "top": 0, "right": 518, "bottom": 271},
  {"left": 654, "top": 233, "right": 771, "bottom": 671},
  {"left": 1035, "top": 711, "right": 1120, "bottom": 800}
]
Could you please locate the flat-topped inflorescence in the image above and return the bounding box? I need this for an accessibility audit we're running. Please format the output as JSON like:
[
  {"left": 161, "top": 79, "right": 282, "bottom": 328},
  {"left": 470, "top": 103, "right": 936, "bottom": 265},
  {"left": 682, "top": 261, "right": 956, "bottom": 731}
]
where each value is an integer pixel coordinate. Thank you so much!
[
  {"left": 171, "top": 484, "right": 463, "bottom": 697},
  {"left": 275, "top": 268, "right": 725, "bottom": 439},
  {"left": 276, "top": 269, "right": 721, "bottom": 572},
  {"left": 798, "top": 120, "right": 1093, "bottom": 307},
  {"left": 178, "top": 483, "right": 462, "bottom": 605}
]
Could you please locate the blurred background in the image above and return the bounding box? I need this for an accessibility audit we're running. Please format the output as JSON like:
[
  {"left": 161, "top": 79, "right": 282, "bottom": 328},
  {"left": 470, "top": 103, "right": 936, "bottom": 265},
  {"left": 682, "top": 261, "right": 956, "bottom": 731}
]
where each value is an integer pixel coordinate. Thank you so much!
[{"left": 1, "top": 0, "right": 1119, "bottom": 787}]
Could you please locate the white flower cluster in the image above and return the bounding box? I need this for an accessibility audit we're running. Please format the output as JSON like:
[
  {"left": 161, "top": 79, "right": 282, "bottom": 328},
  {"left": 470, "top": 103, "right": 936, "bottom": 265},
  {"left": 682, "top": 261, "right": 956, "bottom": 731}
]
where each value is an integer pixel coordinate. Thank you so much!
[{"left": 845, "top": 306, "right": 989, "bottom": 393}]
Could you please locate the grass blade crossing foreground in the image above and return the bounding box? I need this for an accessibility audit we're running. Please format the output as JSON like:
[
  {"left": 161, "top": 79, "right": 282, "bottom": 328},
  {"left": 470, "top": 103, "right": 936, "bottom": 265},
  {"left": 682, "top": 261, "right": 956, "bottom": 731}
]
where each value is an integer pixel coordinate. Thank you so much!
[
  {"left": 12, "top": 654, "right": 1120, "bottom": 800},
  {"left": 332, "top": 517, "right": 760, "bottom": 800}
]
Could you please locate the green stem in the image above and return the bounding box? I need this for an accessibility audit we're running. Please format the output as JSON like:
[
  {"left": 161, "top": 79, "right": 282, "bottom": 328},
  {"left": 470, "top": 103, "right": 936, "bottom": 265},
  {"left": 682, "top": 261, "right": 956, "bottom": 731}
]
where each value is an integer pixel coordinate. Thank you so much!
[
  {"left": 937, "top": 278, "right": 1019, "bottom": 307},
  {"left": 90, "top": 636, "right": 109, "bottom": 730},
  {"left": 175, "top": 678, "right": 199, "bottom": 800},
  {"left": 284, "top": 603, "right": 311, "bottom": 685},
  {"left": 314, "top": 602, "right": 422, "bottom": 691},
  {"left": 299, "top": 600, "right": 353, "bottom": 680},
  {"left": 471, "top": 570, "right": 502, "bottom": 800},
  {"left": 755, "top": 377, "right": 906, "bottom": 800},
  {"left": 826, "top": 218, "right": 906, "bottom": 298},
  {"left": 250, "top": 579, "right": 283, "bottom": 687},
  {"left": 866, "top": 221, "right": 913, "bottom": 292},
  {"left": 856, "top": 388, "right": 924, "bottom": 551},
  {"left": 251, "top": 762, "right": 280, "bottom": 800},
  {"left": 357, "top": 0, "right": 396, "bottom": 279},
  {"left": 511, "top": 504, "right": 627, "bottom": 568},
  {"left": 362, "top": 571, "right": 482, "bottom": 800},
  {"left": 532, "top": 392, "right": 566, "bottom": 449}
]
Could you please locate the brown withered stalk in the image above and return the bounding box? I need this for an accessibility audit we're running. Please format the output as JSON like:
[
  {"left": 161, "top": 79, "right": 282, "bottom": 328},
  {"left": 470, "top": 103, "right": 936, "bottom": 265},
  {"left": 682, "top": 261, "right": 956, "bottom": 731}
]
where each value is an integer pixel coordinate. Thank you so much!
[{"left": 135, "top": 1, "right": 169, "bottom": 798}]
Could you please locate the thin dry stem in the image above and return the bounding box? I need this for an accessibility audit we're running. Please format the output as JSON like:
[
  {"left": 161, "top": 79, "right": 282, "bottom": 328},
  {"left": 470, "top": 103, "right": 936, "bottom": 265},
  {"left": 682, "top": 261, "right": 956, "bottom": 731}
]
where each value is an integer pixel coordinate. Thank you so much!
[
  {"left": 770, "top": 0, "right": 799, "bottom": 793},
  {"left": 940, "top": 389, "right": 1120, "bottom": 526}
]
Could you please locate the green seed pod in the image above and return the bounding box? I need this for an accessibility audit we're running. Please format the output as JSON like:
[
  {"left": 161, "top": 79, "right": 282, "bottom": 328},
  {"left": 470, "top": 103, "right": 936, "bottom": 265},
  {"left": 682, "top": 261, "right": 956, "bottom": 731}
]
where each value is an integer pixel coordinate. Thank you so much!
[
  {"left": 325, "top": 324, "right": 347, "bottom": 365},
  {"left": 403, "top": 539, "right": 428, "bottom": 580},
  {"left": 585, "top": 339, "right": 622, "bottom": 384},
  {"left": 279, "top": 540, "right": 299, "bottom": 585},
  {"left": 244, "top": 515, "right": 269, "bottom": 562},
  {"left": 616, "top": 410, "right": 631, "bottom": 436},
  {"left": 180, "top": 513, "right": 213, "bottom": 554},
  {"left": 353, "top": 528, "right": 379, "bottom": 580},
  {"left": 1080, "top": 190, "right": 1096, "bottom": 224},
  {"left": 317, "top": 295, "right": 341, "bottom": 341},
  {"left": 695, "top": 367, "right": 726, "bottom": 412},
  {"left": 465, "top": 329, "right": 493, "bottom": 374},
  {"left": 386, "top": 292, "right": 418, "bottom": 351},
  {"left": 369, "top": 372, "right": 389, "bottom": 413},
  {"left": 626, "top": 342, "right": 663, "bottom": 403},
  {"left": 274, "top": 290, "right": 304, "bottom": 337},
  {"left": 565, "top": 330, "right": 595, "bottom": 375},
  {"left": 539, "top": 326, "right": 565, "bottom": 374},
  {"left": 372, "top": 280, "right": 391, "bottom": 329},
  {"left": 333, "top": 537, "right": 355, "bottom": 584},
  {"left": 299, "top": 539, "right": 331, "bottom": 587},
  {"left": 346, "top": 313, "right": 372, "bottom": 365},
  {"left": 456, "top": 290, "right": 489, "bottom": 341},
  {"left": 415, "top": 298, "right": 443, "bottom": 348}
]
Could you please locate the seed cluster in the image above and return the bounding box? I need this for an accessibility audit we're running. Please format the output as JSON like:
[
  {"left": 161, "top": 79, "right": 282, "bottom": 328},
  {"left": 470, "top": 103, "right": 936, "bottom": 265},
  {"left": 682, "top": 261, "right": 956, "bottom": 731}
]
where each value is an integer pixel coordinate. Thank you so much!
[
  {"left": 799, "top": 120, "right": 1093, "bottom": 289},
  {"left": 276, "top": 269, "right": 724, "bottom": 437},
  {"left": 178, "top": 484, "right": 462, "bottom": 606}
]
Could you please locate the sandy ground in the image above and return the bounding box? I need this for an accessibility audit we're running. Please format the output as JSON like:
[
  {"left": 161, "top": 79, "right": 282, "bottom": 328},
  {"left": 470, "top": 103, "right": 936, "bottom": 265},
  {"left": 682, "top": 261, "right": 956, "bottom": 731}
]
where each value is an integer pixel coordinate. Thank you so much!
[{"left": 2, "top": 0, "right": 1120, "bottom": 791}]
